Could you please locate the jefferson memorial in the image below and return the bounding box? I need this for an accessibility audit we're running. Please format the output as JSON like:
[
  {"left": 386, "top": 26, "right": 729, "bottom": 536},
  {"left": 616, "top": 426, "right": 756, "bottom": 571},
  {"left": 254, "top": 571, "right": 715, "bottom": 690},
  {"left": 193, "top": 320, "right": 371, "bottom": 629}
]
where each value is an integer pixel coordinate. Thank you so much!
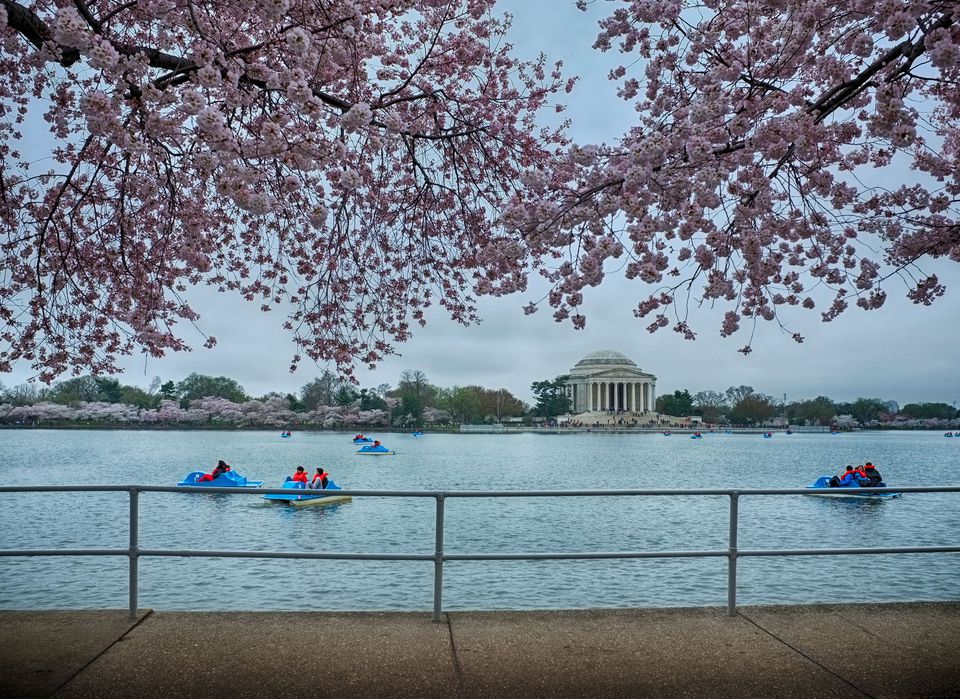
[{"left": 564, "top": 350, "right": 657, "bottom": 413}]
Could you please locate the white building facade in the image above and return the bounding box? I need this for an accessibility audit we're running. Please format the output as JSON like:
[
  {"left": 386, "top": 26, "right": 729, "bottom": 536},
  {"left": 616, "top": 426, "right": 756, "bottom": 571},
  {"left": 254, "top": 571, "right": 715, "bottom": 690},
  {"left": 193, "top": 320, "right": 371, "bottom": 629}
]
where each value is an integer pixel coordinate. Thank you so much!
[{"left": 564, "top": 350, "right": 657, "bottom": 413}]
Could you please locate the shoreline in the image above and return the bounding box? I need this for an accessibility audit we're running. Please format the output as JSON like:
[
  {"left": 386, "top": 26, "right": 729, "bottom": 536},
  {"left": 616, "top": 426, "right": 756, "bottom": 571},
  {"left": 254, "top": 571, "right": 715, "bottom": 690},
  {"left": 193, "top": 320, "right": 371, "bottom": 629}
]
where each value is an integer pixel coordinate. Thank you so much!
[
  {"left": 0, "top": 424, "right": 844, "bottom": 433},
  {"left": 2, "top": 423, "right": 949, "bottom": 433}
]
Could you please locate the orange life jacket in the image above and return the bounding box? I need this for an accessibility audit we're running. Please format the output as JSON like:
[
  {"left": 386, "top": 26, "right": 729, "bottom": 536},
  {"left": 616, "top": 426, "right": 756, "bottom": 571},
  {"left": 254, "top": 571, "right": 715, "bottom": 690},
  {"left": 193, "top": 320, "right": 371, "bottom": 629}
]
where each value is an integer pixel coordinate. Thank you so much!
[{"left": 292, "top": 471, "right": 308, "bottom": 483}]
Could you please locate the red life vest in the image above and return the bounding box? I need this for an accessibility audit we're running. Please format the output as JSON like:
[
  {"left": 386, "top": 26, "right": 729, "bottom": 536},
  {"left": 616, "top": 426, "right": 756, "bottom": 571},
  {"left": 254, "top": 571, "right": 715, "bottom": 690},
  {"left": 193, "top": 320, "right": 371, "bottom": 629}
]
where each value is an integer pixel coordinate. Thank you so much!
[{"left": 292, "top": 471, "right": 308, "bottom": 483}]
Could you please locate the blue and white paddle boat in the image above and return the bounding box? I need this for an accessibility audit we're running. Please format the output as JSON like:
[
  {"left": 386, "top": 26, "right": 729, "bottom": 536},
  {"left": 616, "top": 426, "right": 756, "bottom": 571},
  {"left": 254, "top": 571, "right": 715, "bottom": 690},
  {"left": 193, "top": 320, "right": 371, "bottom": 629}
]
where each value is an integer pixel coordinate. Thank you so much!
[
  {"left": 357, "top": 443, "right": 395, "bottom": 455},
  {"left": 177, "top": 469, "right": 263, "bottom": 488},
  {"left": 352, "top": 435, "right": 374, "bottom": 444},
  {"left": 262, "top": 477, "right": 352, "bottom": 508},
  {"left": 805, "top": 476, "right": 901, "bottom": 499}
]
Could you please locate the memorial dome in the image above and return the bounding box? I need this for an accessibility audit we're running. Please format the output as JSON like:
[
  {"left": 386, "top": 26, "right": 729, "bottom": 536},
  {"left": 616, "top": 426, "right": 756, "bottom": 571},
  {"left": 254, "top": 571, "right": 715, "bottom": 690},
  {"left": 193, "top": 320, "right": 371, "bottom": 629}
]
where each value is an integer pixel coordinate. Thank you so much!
[{"left": 573, "top": 350, "right": 637, "bottom": 369}]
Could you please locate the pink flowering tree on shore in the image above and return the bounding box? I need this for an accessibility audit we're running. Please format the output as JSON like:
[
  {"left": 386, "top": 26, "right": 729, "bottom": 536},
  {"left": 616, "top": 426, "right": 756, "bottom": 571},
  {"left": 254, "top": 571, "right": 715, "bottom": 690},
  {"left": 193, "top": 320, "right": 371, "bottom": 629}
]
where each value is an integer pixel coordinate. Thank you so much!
[
  {"left": 505, "top": 0, "right": 960, "bottom": 350},
  {"left": 0, "top": 0, "right": 568, "bottom": 381}
]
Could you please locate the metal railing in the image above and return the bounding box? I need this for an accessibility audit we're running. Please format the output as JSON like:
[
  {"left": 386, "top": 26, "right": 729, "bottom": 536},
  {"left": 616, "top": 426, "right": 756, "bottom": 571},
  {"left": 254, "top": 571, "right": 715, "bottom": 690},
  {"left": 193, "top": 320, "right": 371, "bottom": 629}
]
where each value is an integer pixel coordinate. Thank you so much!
[{"left": 1, "top": 485, "right": 959, "bottom": 620}]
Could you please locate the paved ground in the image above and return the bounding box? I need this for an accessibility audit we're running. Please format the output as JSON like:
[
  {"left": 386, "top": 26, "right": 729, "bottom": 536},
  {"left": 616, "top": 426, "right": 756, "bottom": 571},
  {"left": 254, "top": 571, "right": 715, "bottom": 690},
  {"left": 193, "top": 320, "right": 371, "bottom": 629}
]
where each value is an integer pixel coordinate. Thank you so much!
[{"left": 1, "top": 603, "right": 958, "bottom": 698}]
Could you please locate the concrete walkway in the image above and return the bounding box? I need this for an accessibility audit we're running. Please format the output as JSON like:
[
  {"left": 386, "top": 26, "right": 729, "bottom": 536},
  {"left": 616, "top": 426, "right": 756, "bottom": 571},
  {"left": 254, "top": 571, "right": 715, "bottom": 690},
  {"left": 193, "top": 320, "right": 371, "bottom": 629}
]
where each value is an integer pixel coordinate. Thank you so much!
[{"left": 2, "top": 603, "right": 958, "bottom": 698}]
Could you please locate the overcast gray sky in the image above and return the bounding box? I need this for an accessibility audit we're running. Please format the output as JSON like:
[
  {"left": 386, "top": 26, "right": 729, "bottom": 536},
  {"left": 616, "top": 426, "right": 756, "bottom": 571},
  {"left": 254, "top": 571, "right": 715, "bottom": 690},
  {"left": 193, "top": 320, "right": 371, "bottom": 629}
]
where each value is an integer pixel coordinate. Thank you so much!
[{"left": 3, "top": 0, "right": 959, "bottom": 408}]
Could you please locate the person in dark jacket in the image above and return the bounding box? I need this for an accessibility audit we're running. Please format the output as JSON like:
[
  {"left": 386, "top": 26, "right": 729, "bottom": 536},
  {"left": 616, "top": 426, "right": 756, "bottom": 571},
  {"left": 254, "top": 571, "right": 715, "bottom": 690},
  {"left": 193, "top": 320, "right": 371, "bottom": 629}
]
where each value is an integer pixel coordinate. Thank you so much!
[{"left": 863, "top": 462, "right": 884, "bottom": 486}]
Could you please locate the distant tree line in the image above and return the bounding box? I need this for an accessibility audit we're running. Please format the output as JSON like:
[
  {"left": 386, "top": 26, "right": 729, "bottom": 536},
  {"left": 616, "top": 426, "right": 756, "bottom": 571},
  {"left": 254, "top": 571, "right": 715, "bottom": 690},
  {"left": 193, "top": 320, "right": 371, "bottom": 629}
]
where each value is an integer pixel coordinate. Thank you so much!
[
  {"left": 1, "top": 373, "right": 956, "bottom": 430},
  {"left": 0, "top": 370, "right": 528, "bottom": 428},
  {"left": 653, "top": 385, "right": 959, "bottom": 428}
]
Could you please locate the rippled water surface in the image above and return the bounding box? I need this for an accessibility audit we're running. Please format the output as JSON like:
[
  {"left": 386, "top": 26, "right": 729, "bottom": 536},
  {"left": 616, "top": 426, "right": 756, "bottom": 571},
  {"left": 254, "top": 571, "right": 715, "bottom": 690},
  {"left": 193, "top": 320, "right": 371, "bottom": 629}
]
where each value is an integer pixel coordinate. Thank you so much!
[{"left": 1, "top": 429, "right": 958, "bottom": 611}]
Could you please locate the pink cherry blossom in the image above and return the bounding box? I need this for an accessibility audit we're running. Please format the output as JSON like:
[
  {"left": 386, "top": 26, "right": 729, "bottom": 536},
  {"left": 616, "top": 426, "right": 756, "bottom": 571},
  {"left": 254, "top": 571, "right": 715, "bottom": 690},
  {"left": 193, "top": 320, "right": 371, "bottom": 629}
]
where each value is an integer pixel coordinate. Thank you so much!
[
  {"left": 509, "top": 0, "right": 960, "bottom": 353},
  {"left": 0, "top": 0, "right": 567, "bottom": 381},
  {"left": 2, "top": 0, "right": 958, "bottom": 377}
]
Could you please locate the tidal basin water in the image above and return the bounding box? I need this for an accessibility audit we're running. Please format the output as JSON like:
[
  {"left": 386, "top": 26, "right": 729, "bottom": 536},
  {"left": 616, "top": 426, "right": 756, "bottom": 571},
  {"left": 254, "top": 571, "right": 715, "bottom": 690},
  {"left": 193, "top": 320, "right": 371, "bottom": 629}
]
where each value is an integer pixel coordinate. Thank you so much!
[{"left": 1, "top": 429, "right": 958, "bottom": 612}]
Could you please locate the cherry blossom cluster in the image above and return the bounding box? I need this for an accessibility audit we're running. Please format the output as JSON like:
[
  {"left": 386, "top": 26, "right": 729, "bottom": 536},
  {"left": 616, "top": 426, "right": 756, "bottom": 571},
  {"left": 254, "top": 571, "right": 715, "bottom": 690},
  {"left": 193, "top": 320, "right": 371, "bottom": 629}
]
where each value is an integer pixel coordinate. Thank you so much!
[
  {"left": 508, "top": 0, "right": 960, "bottom": 351},
  {"left": 0, "top": 0, "right": 568, "bottom": 381},
  {"left": 0, "top": 396, "right": 390, "bottom": 427}
]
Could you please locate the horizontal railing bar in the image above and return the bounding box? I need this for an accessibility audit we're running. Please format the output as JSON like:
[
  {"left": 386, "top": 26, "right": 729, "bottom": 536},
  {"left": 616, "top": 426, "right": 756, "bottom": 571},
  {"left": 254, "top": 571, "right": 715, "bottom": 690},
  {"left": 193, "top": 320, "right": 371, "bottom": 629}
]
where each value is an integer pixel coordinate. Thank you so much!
[
  {"left": 0, "top": 549, "right": 123, "bottom": 557},
  {"left": 138, "top": 549, "right": 434, "bottom": 561},
  {"left": 738, "top": 545, "right": 960, "bottom": 557},
  {"left": 446, "top": 550, "right": 726, "bottom": 561},
  {"left": 3, "top": 545, "right": 958, "bottom": 561},
  {"left": 0, "top": 549, "right": 432, "bottom": 561},
  {"left": 1, "top": 485, "right": 956, "bottom": 496}
]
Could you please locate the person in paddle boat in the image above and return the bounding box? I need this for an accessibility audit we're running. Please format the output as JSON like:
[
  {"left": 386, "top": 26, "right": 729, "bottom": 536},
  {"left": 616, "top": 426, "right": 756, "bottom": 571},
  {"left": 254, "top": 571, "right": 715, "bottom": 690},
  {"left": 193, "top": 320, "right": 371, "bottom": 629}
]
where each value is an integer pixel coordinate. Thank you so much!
[
  {"left": 197, "top": 459, "right": 231, "bottom": 482},
  {"left": 309, "top": 467, "right": 329, "bottom": 490},
  {"left": 828, "top": 465, "right": 857, "bottom": 487},
  {"left": 373, "top": 440, "right": 381, "bottom": 448},
  {"left": 291, "top": 465, "right": 309, "bottom": 485},
  {"left": 862, "top": 462, "right": 884, "bottom": 486}
]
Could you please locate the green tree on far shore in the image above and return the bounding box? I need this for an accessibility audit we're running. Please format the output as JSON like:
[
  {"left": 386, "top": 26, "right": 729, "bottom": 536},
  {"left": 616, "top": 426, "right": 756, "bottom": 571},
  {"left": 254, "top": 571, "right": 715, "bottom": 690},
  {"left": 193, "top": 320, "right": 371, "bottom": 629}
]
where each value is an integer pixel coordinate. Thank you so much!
[
  {"left": 900, "top": 402, "right": 958, "bottom": 419},
  {"left": 729, "top": 394, "right": 777, "bottom": 425},
  {"left": 176, "top": 373, "right": 249, "bottom": 406},
  {"left": 530, "top": 376, "right": 571, "bottom": 418},
  {"left": 657, "top": 389, "right": 694, "bottom": 417}
]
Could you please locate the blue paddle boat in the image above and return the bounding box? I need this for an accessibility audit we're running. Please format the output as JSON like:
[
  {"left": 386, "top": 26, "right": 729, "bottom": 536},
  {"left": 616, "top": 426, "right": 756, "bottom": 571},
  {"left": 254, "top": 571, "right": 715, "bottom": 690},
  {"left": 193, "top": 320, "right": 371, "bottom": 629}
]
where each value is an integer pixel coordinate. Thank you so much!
[
  {"left": 352, "top": 436, "right": 374, "bottom": 444},
  {"left": 357, "top": 443, "right": 395, "bottom": 455},
  {"left": 177, "top": 469, "right": 263, "bottom": 488},
  {"left": 262, "top": 477, "right": 352, "bottom": 508},
  {"left": 805, "top": 476, "right": 901, "bottom": 499}
]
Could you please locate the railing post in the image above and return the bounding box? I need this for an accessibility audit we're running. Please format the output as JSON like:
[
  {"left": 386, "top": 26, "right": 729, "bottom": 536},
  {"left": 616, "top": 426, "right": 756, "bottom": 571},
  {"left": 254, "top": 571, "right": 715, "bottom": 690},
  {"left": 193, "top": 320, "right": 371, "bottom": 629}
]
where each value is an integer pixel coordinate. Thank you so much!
[
  {"left": 727, "top": 492, "right": 739, "bottom": 617},
  {"left": 433, "top": 494, "right": 445, "bottom": 622},
  {"left": 129, "top": 488, "right": 140, "bottom": 618}
]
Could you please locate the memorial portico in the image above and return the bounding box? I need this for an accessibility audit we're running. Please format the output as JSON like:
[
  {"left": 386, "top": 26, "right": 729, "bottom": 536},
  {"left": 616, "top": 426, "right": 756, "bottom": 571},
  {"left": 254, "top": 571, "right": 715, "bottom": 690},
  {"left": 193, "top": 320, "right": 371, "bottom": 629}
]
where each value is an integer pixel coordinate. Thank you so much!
[{"left": 564, "top": 350, "right": 657, "bottom": 413}]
